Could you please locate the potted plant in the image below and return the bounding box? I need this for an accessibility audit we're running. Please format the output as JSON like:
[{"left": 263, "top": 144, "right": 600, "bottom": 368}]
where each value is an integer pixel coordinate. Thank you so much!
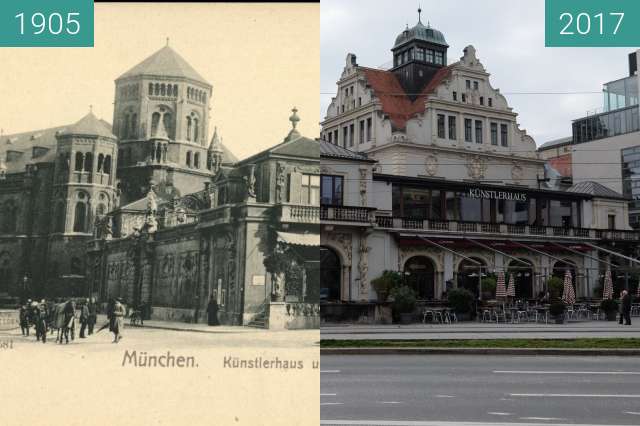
[
  {"left": 600, "top": 299, "right": 619, "bottom": 321},
  {"left": 481, "top": 276, "right": 497, "bottom": 300},
  {"left": 371, "top": 270, "right": 402, "bottom": 302},
  {"left": 390, "top": 285, "right": 417, "bottom": 324},
  {"left": 547, "top": 276, "right": 564, "bottom": 300},
  {"left": 549, "top": 301, "right": 566, "bottom": 324},
  {"left": 447, "top": 288, "right": 475, "bottom": 321}
]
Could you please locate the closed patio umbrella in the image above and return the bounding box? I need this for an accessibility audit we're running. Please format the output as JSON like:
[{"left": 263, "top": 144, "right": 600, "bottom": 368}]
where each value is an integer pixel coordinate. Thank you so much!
[
  {"left": 496, "top": 271, "right": 507, "bottom": 299},
  {"left": 562, "top": 269, "right": 576, "bottom": 305},
  {"left": 603, "top": 268, "right": 613, "bottom": 300},
  {"left": 506, "top": 274, "right": 516, "bottom": 298}
]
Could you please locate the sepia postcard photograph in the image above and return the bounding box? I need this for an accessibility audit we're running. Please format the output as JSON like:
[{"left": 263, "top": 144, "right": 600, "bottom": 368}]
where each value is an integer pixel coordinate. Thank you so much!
[{"left": 0, "top": 2, "right": 320, "bottom": 425}]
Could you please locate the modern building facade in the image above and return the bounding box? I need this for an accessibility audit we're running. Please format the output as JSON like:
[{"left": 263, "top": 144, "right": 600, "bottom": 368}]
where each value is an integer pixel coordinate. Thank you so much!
[
  {"left": 320, "top": 14, "right": 639, "bottom": 320},
  {"left": 539, "top": 50, "right": 640, "bottom": 228}
]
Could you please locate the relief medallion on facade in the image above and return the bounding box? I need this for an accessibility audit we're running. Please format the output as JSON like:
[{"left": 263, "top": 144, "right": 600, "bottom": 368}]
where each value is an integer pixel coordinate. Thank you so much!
[
  {"left": 425, "top": 154, "right": 438, "bottom": 177},
  {"left": 511, "top": 162, "right": 524, "bottom": 183},
  {"left": 466, "top": 155, "right": 488, "bottom": 180}
]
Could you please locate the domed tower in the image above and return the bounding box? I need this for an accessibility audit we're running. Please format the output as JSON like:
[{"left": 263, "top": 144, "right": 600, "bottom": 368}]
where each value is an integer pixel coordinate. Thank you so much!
[
  {"left": 113, "top": 42, "right": 214, "bottom": 204},
  {"left": 53, "top": 112, "right": 118, "bottom": 234},
  {"left": 391, "top": 8, "right": 449, "bottom": 100}
]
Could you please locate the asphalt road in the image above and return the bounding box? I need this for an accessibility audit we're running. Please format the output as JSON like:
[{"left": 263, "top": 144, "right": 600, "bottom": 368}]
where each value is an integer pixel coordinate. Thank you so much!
[{"left": 321, "top": 355, "right": 640, "bottom": 426}]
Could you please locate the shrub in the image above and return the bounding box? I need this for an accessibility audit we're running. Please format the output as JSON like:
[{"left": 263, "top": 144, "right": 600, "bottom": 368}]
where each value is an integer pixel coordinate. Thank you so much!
[
  {"left": 481, "top": 276, "right": 497, "bottom": 297},
  {"left": 390, "top": 286, "right": 417, "bottom": 314},
  {"left": 547, "top": 276, "right": 564, "bottom": 300},
  {"left": 600, "top": 299, "right": 619, "bottom": 313},
  {"left": 447, "top": 288, "right": 475, "bottom": 314},
  {"left": 371, "top": 270, "right": 403, "bottom": 301},
  {"left": 549, "top": 301, "right": 566, "bottom": 317}
]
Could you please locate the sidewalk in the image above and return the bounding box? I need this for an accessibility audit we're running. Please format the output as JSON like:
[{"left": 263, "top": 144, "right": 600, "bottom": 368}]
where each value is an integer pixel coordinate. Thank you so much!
[
  {"left": 96, "top": 314, "right": 264, "bottom": 334},
  {"left": 321, "top": 320, "right": 640, "bottom": 340}
]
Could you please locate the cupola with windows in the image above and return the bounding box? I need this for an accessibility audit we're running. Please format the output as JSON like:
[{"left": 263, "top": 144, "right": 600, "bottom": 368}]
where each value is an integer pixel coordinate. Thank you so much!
[{"left": 391, "top": 8, "right": 449, "bottom": 100}]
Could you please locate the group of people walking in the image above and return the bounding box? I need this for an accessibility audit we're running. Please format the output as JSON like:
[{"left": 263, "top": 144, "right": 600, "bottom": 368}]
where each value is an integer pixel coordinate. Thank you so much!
[{"left": 18, "top": 298, "right": 98, "bottom": 344}]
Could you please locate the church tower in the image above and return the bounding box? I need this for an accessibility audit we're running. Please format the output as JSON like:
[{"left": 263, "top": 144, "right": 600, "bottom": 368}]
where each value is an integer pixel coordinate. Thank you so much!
[
  {"left": 52, "top": 112, "right": 118, "bottom": 235},
  {"left": 391, "top": 8, "right": 449, "bottom": 100},
  {"left": 112, "top": 42, "right": 215, "bottom": 205}
]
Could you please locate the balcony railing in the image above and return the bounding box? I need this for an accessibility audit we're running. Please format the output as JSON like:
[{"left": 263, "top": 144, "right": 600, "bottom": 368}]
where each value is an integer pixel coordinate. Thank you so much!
[
  {"left": 374, "top": 216, "right": 640, "bottom": 241},
  {"left": 280, "top": 204, "right": 320, "bottom": 224},
  {"left": 321, "top": 205, "right": 375, "bottom": 224}
]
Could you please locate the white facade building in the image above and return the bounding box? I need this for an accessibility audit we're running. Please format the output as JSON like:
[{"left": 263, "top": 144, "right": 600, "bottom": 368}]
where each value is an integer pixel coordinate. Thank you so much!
[{"left": 320, "top": 16, "right": 639, "bottom": 321}]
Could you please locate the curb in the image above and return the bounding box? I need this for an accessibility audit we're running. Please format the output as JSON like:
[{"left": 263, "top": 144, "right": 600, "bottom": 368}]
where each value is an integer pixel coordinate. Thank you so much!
[
  {"left": 124, "top": 324, "right": 258, "bottom": 334},
  {"left": 320, "top": 347, "right": 640, "bottom": 356}
]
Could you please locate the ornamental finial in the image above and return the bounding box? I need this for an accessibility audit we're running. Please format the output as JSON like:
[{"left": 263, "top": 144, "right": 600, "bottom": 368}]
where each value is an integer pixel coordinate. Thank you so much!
[{"left": 289, "top": 107, "right": 300, "bottom": 130}]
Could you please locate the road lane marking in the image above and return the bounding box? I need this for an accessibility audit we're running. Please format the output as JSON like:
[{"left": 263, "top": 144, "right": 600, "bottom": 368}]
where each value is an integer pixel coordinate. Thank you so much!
[
  {"left": 320, "top": 402, "right": 344, "bottom": 406},
  {"left": 435, "top": 394, "right": 455, "bottom": 398},
  {"left": 511, "top": 393, "right": 640, "bottom": 398},
  {"left": 488, "top": 412, "right": 512, "bottom": 416},
  {"left": 321, "top": 393, "right": 337, "bottom": 396},
  {"left": 378, "top": 401, "right": 402, "bottom": 404},
  {"left": 520, "top": 417, "right": 567, "bottom": 421},
  {"left": 624, "top": 411, "right": 640, "bottom": 415},
  {"left": 494, "top": 370, "right": 640, "bottom": 375},
  {"left": 321, "top": 370, "right": 341, "bottom": 373}
]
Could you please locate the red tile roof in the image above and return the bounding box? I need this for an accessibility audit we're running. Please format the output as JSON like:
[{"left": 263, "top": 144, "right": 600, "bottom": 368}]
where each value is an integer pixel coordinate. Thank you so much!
[{"left": 360, "top": 65, "right": 453, "bottom": 130}]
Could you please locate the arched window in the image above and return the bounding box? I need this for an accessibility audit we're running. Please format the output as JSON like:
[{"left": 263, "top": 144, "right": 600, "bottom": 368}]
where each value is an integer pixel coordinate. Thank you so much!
[
  {"left": 73, "top": 201, "right": 87, "bottom": 232},
  {"left": 104, "top": 155, "right": 112, "bottom": 174},
  {"left": 186, "top": 151, "right": 192, "bottom": 167},
  {"left": 154, "top": 83, "right": 160, "bottom": 96},
  {"left": 84, "top": 152, "right": 93, "bottom": 172},
  {"left": 160, "top": 83, "right": 166, "bottom": 96},
  {"left": 155, "top": 144, "right": 162, "bottom": 163},
  {"left": 162, "top": 112, "right": 173, "bottom": 139},
  {"left": 97, "top": 154, "right": 104, "bottom": 172},
  {"left": 96, "top": 203, "right": 107, "bottom": 218},
  {"left": 151, "top": 112, "right": 161, "bottom": 137},
  {"left": 131, "top": 113, "right": 138, "bottom": 138},
  {"left": 194, "top": 152, "right": 200, "bottom": 169},
  {"left": 75, "top": 152, "right": 84, "bottom": 171},
  {"left": 193, "top": 118, "right": 199, "bottom": 142},
  {"left": 173, "top": 84, "right": 178, "bottom": 97},
  {"left": 186, "top": 117, "right": 192, "bottom": 141},
  {"left": 123, "top": 114, "right": 130, "bottom": 139},
  {"left": 203, "top": 92, "right": 207, "bottom": 103},
  {"left": 148, "top": 83, "right": 153, "bottom": 95}
]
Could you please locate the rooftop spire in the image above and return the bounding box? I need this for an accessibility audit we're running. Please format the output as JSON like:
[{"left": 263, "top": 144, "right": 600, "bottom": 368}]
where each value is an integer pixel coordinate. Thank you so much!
[
  {"left": 285, "top": 107, "right": 301, "bottom": 142},
  {"left": 166, "top": 37, "right": 170, "bottom": 47},
  {"left": 418, "top": 5, "right": 422, "bottom": 23},
  {"left": 89, "top": 104, "right": 93, "bottom": 114}
]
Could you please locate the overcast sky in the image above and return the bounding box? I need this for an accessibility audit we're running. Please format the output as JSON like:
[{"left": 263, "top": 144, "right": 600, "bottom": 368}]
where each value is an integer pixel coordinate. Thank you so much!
[{"left": 321, "top": 0, "right": 633, "bottom": 146}]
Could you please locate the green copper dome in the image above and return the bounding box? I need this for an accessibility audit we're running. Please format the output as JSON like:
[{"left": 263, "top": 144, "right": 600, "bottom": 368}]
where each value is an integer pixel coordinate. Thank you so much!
[{"left": 394, "top": 20, "right": 448, "bottom": 48}]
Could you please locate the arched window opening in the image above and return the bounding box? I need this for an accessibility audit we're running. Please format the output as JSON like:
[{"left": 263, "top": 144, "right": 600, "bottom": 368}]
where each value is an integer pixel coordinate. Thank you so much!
[
  {"left": 155, "top": 145, "right": 162, "bottom": 163},
  {"left": 507, "top": 259, "right": 534, "bottom": 300},
  {"left": 104, "top": 156, "right": 112, "bottom": 174},
  {"left": 96, "top": 203, "right": 107, "bottom": 218},
  {"left": 186, "top": 151, "right": 192, "bottom": 168},
  {"left": 84, "top": 152, "right": 93, "bottom": 172},
  {"left": 131, "top": 113, "right": 138, "bottom": 138},
  {"left": 162, "top": 112, "right": 173, "bottom": 139},
  {"left": 186, "top": 117, "right": 192, "bottom": 141},
  {"left": 173, "top": 84, "right": 178, "bottom": 97},
  {"left": 73, "top": 202, "right": 87, "bottom": 232},
  {"left": 97, "top": 154, "right": 104, "bottom": 173},
  {"left": 151, "top": 112, "right": 161, "bottom": 137},
  {"left": 193, "top": 118, "right": 199, "bottom": 142},
  {"left": 203, "top": 92, "right": 207, "bottom": 103},
  {"left": 194, "top": 152, "right": 200, "bottom": 169},
  {"left": 154, "top": 83, "right": 160, "bottom": 96},
  {"left": 75, "top": 152, "right": 84, "bottom": 171},
  {"left": 56, "top": 202, "right": 65, "bottom": 232},
  {"left": 404, "top": 256, "right": 436, "bottom": 300},
  {"left": 160, "top": 84, "right": 166, "bottom": 96},
  {"left": 148, "top": 83, "right": 153, "bottom": 96}
]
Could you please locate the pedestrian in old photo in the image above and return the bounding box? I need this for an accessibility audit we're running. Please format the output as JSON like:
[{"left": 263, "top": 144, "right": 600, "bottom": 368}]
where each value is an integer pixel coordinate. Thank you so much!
[
  {"left": 34, "top": 303, "right": 47, "bottom": 344},
  {"left": 207, "top": 294, "right": 219, "bottom": 326},
  {"left": 112, "top": 298, "right": 125, "bottom": 343},
  {"left": 79, "top": 299, "right": 90, "bottom": 338},
  {"left": 97, "top": 298, "right": 115, "bottom": 333},
  {"left": 19, "top": 304, "right": 30, "bottom": 336},
  {"left": 87, "top": 297, "right": 97, "bottom": 335},
  {"left": 620, "top": 289, "right": 632, "bottom": 325},
  {"left": 61, "top": 300, "right": 76, "bottom": 344}
]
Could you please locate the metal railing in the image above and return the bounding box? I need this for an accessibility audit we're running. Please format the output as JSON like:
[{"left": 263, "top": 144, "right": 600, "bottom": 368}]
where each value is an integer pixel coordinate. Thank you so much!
[{"left": 320, "top": 205, "right": 374, "bottom": 223}]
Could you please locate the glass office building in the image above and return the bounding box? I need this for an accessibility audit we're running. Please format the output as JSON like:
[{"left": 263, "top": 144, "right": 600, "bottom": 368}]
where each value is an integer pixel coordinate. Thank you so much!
[{"left": 621, "top": 145, "right": 640, "bottom": 228}]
